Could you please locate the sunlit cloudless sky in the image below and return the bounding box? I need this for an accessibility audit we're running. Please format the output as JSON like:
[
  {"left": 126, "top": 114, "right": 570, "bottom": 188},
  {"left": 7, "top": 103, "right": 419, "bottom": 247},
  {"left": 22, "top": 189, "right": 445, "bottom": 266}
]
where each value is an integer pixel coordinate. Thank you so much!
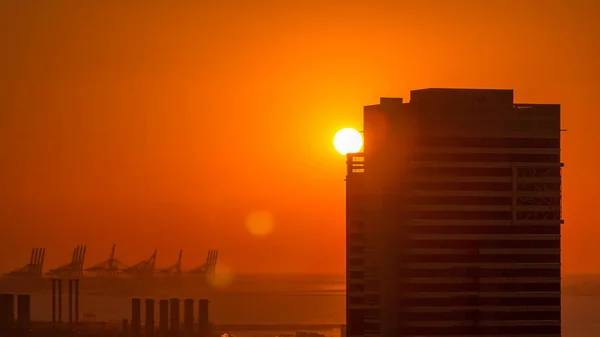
[{"left": 0, "top": 0, "right": 598, "bottom": 274}]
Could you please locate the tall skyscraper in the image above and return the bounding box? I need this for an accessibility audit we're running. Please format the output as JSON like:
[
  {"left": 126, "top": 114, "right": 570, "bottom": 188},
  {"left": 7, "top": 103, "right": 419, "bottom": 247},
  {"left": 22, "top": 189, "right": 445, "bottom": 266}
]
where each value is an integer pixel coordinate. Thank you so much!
[{"left": 346, "top": 89, "right": 562, "bottom": 337}]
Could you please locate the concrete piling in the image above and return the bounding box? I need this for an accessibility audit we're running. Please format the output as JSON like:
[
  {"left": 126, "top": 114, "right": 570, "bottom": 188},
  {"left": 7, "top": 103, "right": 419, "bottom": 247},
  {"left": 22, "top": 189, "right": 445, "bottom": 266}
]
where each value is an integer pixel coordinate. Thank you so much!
[
  {"left": 17, "top": 294, "right": 31, "bottom": 332},
  {"left": 159, "top": 299, "right": 169, "bottom": 336},
  {"left": 68, "top": 279, "right": 73, "bottom": 325},
  {"left": 51, "top": 279, "right": 56, "bottom": 324},
  {"left": 183, "top": 299, "right": 194, "bottom": 336},
  {"left": 131, "top": 298, "right": 141, "bottom": 337},
  {"left": 198, "top": 299, "right": 209, "bottom": 337},
  {"left": 57, "top": 279, "right": 63, "bottom": 324},
  {"left": 145, "top": 299, "right": 155, "bottom": 337},
  {"left": 0, "top": 294, "right": 15, "bottom": 333},
  {"left": 74, "top": 279, "right": 80, "bottom": 324},
  {"left": 128, "top": 297, "right": 208, "bottom": 337},
  {"left": 169, "top": 298, "right": 180, "bottom": 336}
]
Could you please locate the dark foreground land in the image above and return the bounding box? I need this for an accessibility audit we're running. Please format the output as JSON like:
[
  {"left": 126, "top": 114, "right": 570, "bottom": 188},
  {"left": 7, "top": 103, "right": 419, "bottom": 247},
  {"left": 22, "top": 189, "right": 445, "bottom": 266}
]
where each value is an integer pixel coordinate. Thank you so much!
[{"left": 3, "top": 322, "right": 343, "bottom": 337}]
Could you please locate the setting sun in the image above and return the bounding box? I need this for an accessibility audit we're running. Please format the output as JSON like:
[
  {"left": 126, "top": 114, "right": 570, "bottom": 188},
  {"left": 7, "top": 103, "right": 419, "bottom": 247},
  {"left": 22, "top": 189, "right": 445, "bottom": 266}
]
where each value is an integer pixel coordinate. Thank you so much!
[{"left": 333, "top": 128, "right": 363, "bottom": 155}]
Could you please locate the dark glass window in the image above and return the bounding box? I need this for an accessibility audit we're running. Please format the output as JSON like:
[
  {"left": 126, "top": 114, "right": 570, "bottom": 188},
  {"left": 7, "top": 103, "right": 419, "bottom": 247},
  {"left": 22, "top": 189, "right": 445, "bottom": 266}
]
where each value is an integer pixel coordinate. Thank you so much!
[
  {"left": 412, "top": 181, "right": 512, "bottom": 191},
  {"left": 414, "top": 152, "right": 560, "bottom": 163},
  {"left": 348, "top": 296, "right": 364, "bottom": 305},
  {"left": 348, "top": 271, "right": 364, "bottom": 279},
  {"left": 348, "top": 258, "right": 364, "bottom": 266},
  {"left": 517, "top": 167, "right": 561, "bottom": 176},
  {"left": 402, "top": 325, "right": 559, "bottom": 335},
  {"left": 417, "top": 137, "right": 560, "bottom": 149},
  {"left": 348, "top": 233, "right": 364, "bottom": 241},
  {"left": 413, "top": 167, "right": 512, "bottom": 177},
  {"left": 518, "top": 182, "right": 561, "bottom": 191},
  {"left": 347, "top": 283, "right": 364, "bottom": 292},
  {"left": 412, "top": 196, "right": 512, "bottom": 206},
  {"left": 402, "top": 282, "right": 559, "bottom": 292},
  {"left": 408, "top": 239, "right": 560, "bottom": 249},
  {"left": 405, "top": 253, "right": 560, "bottom": 264},
  {"left": 410, "top": 225, "right": 560, "bottom": 235},
  {"left": 404, "top": 295, "right": 560, "bottom": 307},
  {"left": 405, "top": 267, "right": 560, "bottom": 278},
  {"left": 347, "top": 309, "right": 365, "bottom": 336},
  {"left": 410, "top": 211, "right": 513, "bottom": 220},
  {"left": 404, "top": 310, "right": 560, "bottom": 321},
  {"left": 348, "top": 246, "right": 365, "bottom": 254}
]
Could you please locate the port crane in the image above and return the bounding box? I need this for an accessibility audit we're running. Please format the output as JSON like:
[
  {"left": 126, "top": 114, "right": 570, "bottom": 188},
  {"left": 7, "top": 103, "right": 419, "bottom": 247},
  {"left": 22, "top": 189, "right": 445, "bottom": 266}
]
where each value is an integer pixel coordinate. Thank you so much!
[
  {"left": 157, "top": 249, "right": 183, "bottom": 276},
  {"left": 46, "top": 245, "right": 86, "bottom": 279},
  {"left": 188, "top": 249, "right": 218, "bottom": 279},
  {"left": 3, "top": 248, "right": 45, "bottom": 278},
  {"left": 85, "top": 244, "right": 127, "bottom": 278},
  {"left": 122, "top": 249, "right": 157, "bottom": 278},
  {"left": 3, "top": 246, "right": 218, "bottom": 281}
]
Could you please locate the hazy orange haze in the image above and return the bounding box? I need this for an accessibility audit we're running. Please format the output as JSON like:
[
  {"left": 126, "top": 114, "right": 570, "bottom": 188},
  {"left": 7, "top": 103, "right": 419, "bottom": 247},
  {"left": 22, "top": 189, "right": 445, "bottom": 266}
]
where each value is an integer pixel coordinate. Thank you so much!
[{"left": 0, "top": 0, "right": 598, "bottom": 274}]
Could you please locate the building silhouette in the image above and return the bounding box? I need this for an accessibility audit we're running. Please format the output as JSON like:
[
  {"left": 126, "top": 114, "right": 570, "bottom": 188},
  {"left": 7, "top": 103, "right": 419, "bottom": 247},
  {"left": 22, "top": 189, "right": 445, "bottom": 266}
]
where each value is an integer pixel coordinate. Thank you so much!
[{"left": 345, "top": 89, "right": 562, "bottom": 337}]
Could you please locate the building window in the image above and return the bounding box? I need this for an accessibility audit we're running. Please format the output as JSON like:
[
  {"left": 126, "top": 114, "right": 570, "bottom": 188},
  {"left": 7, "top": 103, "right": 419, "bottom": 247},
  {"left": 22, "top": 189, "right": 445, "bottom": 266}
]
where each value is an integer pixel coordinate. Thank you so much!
[
  {"left": 409, "top": 224, "right": 560, "bottom": 235},
  {"left": 348, "top": 258, "right": 365, "bottom": 266},
  {"left": 348, "top": 246, "right": 365, "bottom": 254},
  {"left": 347, "top": 283, "right": 364, "bottom": 292},
  {"left": 348, "top": 221, "right": 365, "bottom": 231},
  {"left": 517, "top": 167, "right": 561, "bottom": 176},
  {"left": 405, "top": 267, "right": 560, "bottom": 278},
  {"left": 347, "top": 309, "right": 365, "bottom": 336},
  {"left": 401, "top": 282, "right": 559, "bottom": 292},
  {"left": 413, "top": 152, "right": 560, "bottom": 163},
  {"left": 363, "top": 322, "right": 380, "bottom": 334},
  {"left": 348, "top": 271, "right": 365, "bottom": 279},
  {"left": 408, "top": 239, "right": 560, "bottom": 249},
  {"left": 364, "top": 294, "right": 380, "bottom": 305},
  {"left": 518, "top": 182, "right": 561, "bottom": 191},
  {"left": 348, "top": 233, "right": 365, "bottom": 241},
  {"left": 403, "top": 295, "right": 560, "bottom": 307},
  {"left": 416, "top": 137, "right": 560, "bottom": 149},
  {"left": 405, "top": 253, "right": 560, "bottom": 264},
  {"left": 348, "top": 296, "right": 365, "bottom": 305},
  {"left": 411, "top": 196, "right": 512, "bottom": 206},
  {"left": 412, "top": 181, "right": 512, "bottom": 191},
  {"left": 409, "top": 210, "right": 513, "bottom": 220},
  {"left": 402, "top": 325, "right": 559, "bottom": 335},
  {"left": 413, "top": 166, "right": 512, "bottom": 177}
]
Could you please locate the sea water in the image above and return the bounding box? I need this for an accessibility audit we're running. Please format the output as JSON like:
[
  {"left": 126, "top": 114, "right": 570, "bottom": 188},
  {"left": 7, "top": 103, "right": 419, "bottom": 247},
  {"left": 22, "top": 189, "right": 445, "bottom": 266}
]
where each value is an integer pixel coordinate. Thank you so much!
[{"left": 20, "top": 274, "right": 600, "bottom": 337}]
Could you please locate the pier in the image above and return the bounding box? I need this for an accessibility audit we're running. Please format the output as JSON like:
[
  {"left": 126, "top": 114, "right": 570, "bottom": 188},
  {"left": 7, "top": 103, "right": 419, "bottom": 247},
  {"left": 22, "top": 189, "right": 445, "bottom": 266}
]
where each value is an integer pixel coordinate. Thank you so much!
[{"left": 0, "top": 278, "right": 344, "bottom": 337}]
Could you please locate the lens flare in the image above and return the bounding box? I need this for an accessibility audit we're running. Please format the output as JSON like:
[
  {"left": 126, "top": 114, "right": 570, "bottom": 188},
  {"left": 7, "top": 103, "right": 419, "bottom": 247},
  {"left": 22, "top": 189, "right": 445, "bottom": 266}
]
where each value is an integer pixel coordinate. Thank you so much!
[
  {"left": 245, "top": 210, "right": 274, "bottom": 237},
  {"left": 207, "top": 264, "right": 234, "bottom": 289}
]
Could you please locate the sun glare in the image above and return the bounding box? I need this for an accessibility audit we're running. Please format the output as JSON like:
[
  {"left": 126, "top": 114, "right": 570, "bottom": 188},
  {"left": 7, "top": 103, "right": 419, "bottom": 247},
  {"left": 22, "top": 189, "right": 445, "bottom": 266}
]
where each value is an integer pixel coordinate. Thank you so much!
[
  {"left": 333, "top": 128, "right": 363, "bottom": 155},
  {"left": 207, "top": 264, "right": 234, "bottom": 289}
]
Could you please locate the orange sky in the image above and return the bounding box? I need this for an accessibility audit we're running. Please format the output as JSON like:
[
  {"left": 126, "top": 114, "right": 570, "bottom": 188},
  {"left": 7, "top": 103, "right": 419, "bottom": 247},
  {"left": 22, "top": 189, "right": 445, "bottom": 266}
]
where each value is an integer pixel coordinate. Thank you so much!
[{"left": 0, "top": 0, "right": 598, "bottom": 274}]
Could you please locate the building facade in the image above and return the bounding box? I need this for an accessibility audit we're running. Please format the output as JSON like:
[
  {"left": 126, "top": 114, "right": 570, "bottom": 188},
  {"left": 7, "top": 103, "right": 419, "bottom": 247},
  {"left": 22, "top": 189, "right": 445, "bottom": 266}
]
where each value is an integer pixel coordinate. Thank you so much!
[{"left": 346, "top": 89, "right": 562, "bottom": 337}]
